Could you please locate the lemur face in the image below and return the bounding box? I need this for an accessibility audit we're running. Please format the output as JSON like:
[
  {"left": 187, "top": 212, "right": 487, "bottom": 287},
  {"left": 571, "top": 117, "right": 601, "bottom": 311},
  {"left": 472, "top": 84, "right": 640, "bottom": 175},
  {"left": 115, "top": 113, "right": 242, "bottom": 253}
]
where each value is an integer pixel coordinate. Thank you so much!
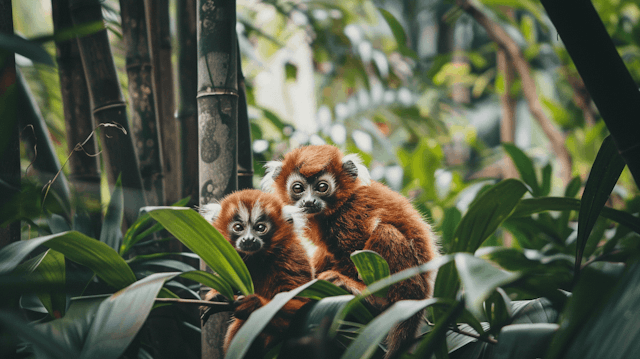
[
  {"left": 285, "top": 171, "right": 337, "bottom": 215},
  {"left": 227, "top": 201, "right": 273, "bottom": 254}
]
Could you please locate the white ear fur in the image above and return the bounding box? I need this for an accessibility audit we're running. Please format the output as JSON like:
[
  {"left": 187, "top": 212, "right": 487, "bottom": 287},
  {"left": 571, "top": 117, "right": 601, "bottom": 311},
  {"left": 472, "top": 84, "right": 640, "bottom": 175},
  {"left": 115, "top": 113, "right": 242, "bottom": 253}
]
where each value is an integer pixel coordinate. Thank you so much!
[
  {"left": 260, "top": 161, "right": 283, "bottom": 193},
  {"left": 199, "top": 203, "right": 222, "bottom": 223},
  {"left": 282, "top": 205, "right": 306, "bottom": 235},
  {"left": 342, "top": 153, "right": 371, "bottom": 186}
]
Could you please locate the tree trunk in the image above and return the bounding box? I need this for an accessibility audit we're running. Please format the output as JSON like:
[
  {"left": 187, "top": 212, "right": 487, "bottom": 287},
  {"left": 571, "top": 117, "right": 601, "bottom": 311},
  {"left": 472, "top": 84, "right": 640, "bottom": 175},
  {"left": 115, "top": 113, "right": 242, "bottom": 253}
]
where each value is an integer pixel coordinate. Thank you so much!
[
  {"left": 177, "top": 0, "right": 199, "bottom": 207},
  {"left": 540, "top": 0, "right": 640, "bottom": 189},
  {"left": 52, "top": 0, "right": 102, "bottom": 229},
  {"left": 145, "top": 0, "right": 181, "bottom": 205},
  {"left": 0, "top": 0, "right": 21, "bottom": 249},
  {"left": 197, "top": 0, "right": 238, "bottom": 357},
  {"left": 17, "top": 69, "right": 72, "bottom": 215},
  {"left": 237, "top": 43, "right": 253, "bottom": 190},
  {"left": 69, "top": 0, "right": 147, "bottom": 226},
  {"left": 120, "top": 0, "right": 165, "bottom": 207}
]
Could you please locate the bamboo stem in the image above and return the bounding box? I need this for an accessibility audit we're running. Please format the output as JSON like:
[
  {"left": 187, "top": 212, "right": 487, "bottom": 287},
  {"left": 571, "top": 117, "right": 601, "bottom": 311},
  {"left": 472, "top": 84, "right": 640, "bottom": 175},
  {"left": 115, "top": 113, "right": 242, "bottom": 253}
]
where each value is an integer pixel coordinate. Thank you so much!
[
  {"left": 237, "top": 42, "right": 253, "bottom": 190},
  {"left": 51, "top": 0, "right": 102, "bottom": 227},
  {"left": 69, "top": 0, "right": 147, "bottom": 226},
  {"left": 0, "top": 0, "right": 21, "bottom": 248},
  {"left": 120, "top": 0, "right": 165, "bottom": 207}
]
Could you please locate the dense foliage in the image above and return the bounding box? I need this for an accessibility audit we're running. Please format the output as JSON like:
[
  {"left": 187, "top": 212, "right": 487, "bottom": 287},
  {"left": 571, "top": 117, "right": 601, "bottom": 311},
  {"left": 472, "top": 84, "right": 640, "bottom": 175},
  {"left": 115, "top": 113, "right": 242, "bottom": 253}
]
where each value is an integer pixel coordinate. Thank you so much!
[{"left": 1, "top": 0, "right": 640, "bottom": 358}]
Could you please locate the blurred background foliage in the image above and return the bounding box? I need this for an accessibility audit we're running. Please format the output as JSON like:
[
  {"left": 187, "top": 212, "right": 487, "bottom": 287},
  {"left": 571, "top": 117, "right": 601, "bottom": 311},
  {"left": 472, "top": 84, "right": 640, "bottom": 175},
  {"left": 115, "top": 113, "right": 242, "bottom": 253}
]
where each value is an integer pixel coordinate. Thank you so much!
[{"left": 12, "top": 0, "right": 640, "bottom": 245}]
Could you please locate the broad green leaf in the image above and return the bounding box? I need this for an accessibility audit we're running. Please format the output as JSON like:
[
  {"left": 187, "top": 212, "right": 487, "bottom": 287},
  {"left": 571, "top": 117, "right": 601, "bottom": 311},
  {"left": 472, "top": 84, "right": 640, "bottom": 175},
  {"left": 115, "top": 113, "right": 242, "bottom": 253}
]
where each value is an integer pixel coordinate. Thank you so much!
[
  {"left": 503, "top": 144, "right": 540, "bottom": 196},
  {"left": 455, "top": 254, "right": 520, "bottom": 319},
  {"left": 510, "top": 298, "right": 558, "bottom": 325},
  {"left": 80, "top": 272, "right": 180, "bottom": 358},
  {"left": 147, "top": 207, "right": 254, "bottom": 295},
  {"left": 434, "top": 261, "right": 459, "bottom": 302},
  {"left": 484, "top": 288, "right": 512, "bottom": 334},
  {"left": 453, "top": 179, "right": 529, "bottom": 253},
  {"left": 49, "top": 213, "right": 71, "bottom": 233},
  {"left": 341, "top": 298, "right": 453, "bottom": 359},
  {"left": 576, "top": 136, "right": 626, "bottom": 274},
  {"left": 351, "top": 250, "right": 390, "bottom": 297},
  {"left": 132, "top": 258, "right": 197, "bottom": 273},
  {"left": 30, "top": 249, "right": 66, "bottom": 317},
  {"left": 492, "top": 323, "right": 558, "bottom": 359},
  {"left": 409, "top": 301, "right": 465, "bottom": 359},
  {"left": 558, "top": 261, "right": 640, "bottom": 359},
  {"left": 546, "top": 262, "right": 625, "bottom": 359},
  {"left": 541, "top": 163, "right": 552, "bottom": 197},
  {"left": 180, "top": 270, "right": 234, "bottom": 302},
  {"left": 0, "top": 310, "right": 79, "bottom": 359},
  {"left": 100, "top": 176, "right": 123, "bottom": 252},
  {"left": 510, "top": 197, "right": 640, "bottom": 234},
  {"left": 0, "top": 231, "right": 136, "bottom": 290},
  {"left": 0, "top": 33, "right": 54, "bottom": 65},
  {"left": 226, "top": 279, "right": 323, "bottom": 359},
  {"left": 440, "top": 207, "right": 462, "bottom": 253}
]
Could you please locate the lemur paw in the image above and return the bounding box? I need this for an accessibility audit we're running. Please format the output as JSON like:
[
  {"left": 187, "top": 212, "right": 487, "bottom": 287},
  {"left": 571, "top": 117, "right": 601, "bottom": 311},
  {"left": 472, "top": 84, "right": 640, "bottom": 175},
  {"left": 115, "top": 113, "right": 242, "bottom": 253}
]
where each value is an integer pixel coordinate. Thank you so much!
[{"left": 234, "top": 294, "right": 263, "bottom": 320}]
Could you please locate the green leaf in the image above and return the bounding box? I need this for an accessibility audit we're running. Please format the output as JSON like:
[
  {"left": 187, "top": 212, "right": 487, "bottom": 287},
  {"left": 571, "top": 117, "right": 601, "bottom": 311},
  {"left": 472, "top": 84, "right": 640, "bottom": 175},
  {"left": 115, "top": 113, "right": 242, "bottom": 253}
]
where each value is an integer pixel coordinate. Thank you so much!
[
  {"left": 30, "top": 249, "right": 66, "bottom": 317},
  {"left": 0, "top": 33, "right": 54, "bottom": 65},
  {"left": 0, "top": 231, "right": 136, "bottom": 290},
  {"left": 502, "top": 143, "right": 540, "bottom": 196},
  {"left": 492, "top": 323, "right": 558, "bottom": 359},
  {"left": 0, "top": 310, "right": 79, "bottom": 359},
  {"left": 351, "top": 250, "right": 390, "bottom": 297},
  {"left": 455, "top": 254, "right": 521, "bottom": 319},
  {"left": 377, "top": 7, "right": 418, "bottom": 59},
  {"left": 541, "top": 163, "right": 552, "bottom": 197},
  {"left": 341, "top": 298, "right": 453, "bottom": 359},
  {"left": 180, "top": 270, "right": 234, "bottom": 301},
  {"left": 565, "top": 176, "right": 582, "bottom": 198},
  {"left": 484, "top": 288, "right": 512, "bottom": 334},
  {"left": 79, "top": 272, "right": 180, "bottom": 358},
  {"left": 510, "top": 197, "right": 640, "bottom": 234},
  {"left": 226, "top": 279, "right": 323, "bottom": 359},
  {"left": 440, "top": 207, "right": 462, "bottom": 253},
  {"left": 409, "top": 301, "right": 465, "bottom": 359},
  {"left": 453, "top": 179, "right": 529, "bottom": 253},
  {"left": 576, "top": 136, "right": 626, "bottom": 274},
  {"left": 147, "top": 207, "right": 254, "bottom": 295},
  {"left": 100, "top": 176, "right": 123, "bottom": 252},
  {"left": 510, "top": 298, "right": 559, "bottom": 325}
]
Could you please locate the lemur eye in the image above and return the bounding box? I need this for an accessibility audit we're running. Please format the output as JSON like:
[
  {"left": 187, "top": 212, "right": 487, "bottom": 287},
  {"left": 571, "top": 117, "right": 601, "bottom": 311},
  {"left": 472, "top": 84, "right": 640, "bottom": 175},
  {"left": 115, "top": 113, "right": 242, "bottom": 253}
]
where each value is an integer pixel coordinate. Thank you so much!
[
  {"left": 292, "top": 182, "right": 304, "bottom": 194},
  {"left": 316, "top": 181, "right": 329, "bottom": 193},
  {"left": 255, "top": 223, "right": 268, "bottom": 234},
  {"left": 232, "top": 223, "right": 244, "bottom": 233}
]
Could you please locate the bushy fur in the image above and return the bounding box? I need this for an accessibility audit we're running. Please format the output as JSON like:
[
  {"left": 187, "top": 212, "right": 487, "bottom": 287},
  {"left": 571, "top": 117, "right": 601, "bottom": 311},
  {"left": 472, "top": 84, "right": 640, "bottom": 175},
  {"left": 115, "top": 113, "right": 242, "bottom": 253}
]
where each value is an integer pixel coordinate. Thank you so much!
[
  {"left": 201, "top": 189, "right": 313, "bottom": 354},
  {"left": 263, "top": 145, "right": 439, "bottom": 358}
]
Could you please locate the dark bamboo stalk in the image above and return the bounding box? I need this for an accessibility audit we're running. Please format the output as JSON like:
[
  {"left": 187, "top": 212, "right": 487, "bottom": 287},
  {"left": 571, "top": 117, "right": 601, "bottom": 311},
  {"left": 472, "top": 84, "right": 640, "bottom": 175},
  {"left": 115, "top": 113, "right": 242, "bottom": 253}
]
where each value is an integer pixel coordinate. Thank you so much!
[
  {"left": 237, "top": 42, "right": 253, "bottom": 190},
  {"left": 51, "top": 0, "right": 102, "bottom": 226},
  {"left": 177, "top": 0, "right": 199, "bottom": 207},
  {"left": 540, "top": 0, "right": 640, "bottom": 189},
  {"left": 120, "top": 0, "right": 165, "bottom": 207},
  {"left": 69, "top": 0, "right": 147, "bottom": 226},
  {"left": 197, "top": 0, "right": 238, "bottom": 357},
  {"left": 0, "top": 0, "right": 21, "bottom": 249},
  {"left": 144, "top": 0, "right": 181, "bottom": 205},
  {"left": 17, "top": 69, "right": 72, "bottom": 214}
]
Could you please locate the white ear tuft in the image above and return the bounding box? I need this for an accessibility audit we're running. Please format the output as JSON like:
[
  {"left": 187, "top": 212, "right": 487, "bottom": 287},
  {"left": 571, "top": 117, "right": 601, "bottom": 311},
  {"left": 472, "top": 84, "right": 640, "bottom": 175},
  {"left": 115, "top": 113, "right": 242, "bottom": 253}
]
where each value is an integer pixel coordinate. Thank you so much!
[
  {"left": 342, "top": 153, "right": 371, "bottom": 185},
  {"left": 199, "top": 203, "right": 222, "bottom": 223},
  {"left": 282, "top": 205, "right": 306, "bottom": 234},
  {"left": 260, "top": 161, "right": 283, "bottom": 193}
]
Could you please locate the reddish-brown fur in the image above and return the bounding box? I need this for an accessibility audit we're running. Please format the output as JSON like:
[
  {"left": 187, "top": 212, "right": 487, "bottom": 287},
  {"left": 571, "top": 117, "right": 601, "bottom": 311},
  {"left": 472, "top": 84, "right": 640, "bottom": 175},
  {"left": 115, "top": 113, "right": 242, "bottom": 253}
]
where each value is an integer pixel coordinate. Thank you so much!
[
  {"left": 269, "top": 145, "right": 439, "bottom": 357},
  {"left": 203, "top": 190, "right": 313, "bottom": 353}
]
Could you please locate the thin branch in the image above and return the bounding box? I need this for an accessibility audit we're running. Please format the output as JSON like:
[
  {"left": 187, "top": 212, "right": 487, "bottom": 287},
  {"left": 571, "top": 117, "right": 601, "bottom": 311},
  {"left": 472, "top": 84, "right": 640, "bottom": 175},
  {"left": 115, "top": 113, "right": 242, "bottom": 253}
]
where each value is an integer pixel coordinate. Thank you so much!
[
  {"left": 581, "top": 249, "right": 623, "bottom": 270},
  {"left": 457, "top": 0, "right": 572, "bottom": 185},
  {"left": 155, "top": 297, "right": 233, "bottom": 310},
  {"left": 450, "top": 325, "right": 498, "bottom": 345}
]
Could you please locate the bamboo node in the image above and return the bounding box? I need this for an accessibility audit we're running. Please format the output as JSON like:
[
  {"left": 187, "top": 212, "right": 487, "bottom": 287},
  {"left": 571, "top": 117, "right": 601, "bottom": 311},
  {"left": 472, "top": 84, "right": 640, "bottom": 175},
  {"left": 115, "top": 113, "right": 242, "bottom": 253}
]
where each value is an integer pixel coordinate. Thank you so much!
[{"left": 197, "top": 87, "right": 239, "bottom": 98}]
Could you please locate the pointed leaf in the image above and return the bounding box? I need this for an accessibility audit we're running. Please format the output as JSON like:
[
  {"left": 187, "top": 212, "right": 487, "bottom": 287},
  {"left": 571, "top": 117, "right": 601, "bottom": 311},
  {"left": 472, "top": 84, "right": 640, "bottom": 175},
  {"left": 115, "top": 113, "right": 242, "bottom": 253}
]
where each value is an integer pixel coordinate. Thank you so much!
[
  {"left": 455, "top": 253, "right": 521, "bottom": 319},
  {"left": 30, "top": 249, "right": 66, "bottom": 317},
  {"left": 576, "top": 136, "right": 626, "bottom": 273},
  {"left": 377, "top": 8, "right": 417, "bottom": 59},
  {"left": 453, "top": 179, "right": 529, "bottom": 253},
  {"left": 0, "top": 231, "right": 136, "bottom": 290},
  {"left": 503, "top": 144, "right": 541, "bottom": 196},
  {"left": 342, "top": 298, "right": 452, "bottom": 359},
  {"left": 100, "top": 176, "right": 123, "bottom": 252},
  {"left": 541, "top": 163, "right": 552, "bottom": 197},
  {"left": 492, "top": 323, "right": 558, "bottom": 359},
  {"left": 79, "top": 272, "right": 181, "bottom": 359},
  {"left": 147, "top": 207, "right": 254, "bottom": 295},
  {"left": 0, "top": 33, "right": 54, "bottom": 65},
  {"left": 351, "top": 250, "right": 390, "bottom": 297},
  {"left": 180, "top": 270, "right": 234, "bottom": 301},
  {"left": 484, "top": 288, "right": 512, "bottom": 334}
]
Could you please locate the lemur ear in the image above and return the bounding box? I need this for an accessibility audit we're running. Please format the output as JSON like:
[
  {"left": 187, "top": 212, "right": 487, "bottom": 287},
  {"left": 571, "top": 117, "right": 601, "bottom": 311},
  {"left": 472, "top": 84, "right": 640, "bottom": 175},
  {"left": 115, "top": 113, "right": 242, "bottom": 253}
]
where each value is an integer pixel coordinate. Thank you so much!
[
  {"left": 342, "top": 153, "right": 371, "bottom": 185},
  {"left": 282, "top": 205, "right": 306, "bottom": 233},
  {"left": 199, "top": 203, "right": 222, "bottom": 223},
  {"left": 260, "top": 161, "right": 283, "bottom": 193}
]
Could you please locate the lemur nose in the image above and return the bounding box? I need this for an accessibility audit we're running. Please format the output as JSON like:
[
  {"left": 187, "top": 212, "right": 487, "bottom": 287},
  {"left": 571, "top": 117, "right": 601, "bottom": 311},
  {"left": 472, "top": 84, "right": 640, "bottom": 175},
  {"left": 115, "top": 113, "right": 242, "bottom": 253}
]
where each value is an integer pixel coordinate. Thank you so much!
[{"left": 302, "top": 200, "right": 316, "bottom": 207}]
